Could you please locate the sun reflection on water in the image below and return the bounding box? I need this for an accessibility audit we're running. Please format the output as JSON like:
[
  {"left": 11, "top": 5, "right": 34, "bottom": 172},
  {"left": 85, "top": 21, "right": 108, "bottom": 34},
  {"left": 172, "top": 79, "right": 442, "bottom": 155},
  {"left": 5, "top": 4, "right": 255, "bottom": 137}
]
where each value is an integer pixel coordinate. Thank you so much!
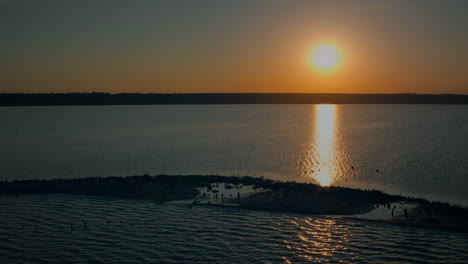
[
  {"left": 311, "top": 104, "right": 337, "bottom": 186},
  {"left": 288, "top": 217, "right": 350, "bottom": 261}
]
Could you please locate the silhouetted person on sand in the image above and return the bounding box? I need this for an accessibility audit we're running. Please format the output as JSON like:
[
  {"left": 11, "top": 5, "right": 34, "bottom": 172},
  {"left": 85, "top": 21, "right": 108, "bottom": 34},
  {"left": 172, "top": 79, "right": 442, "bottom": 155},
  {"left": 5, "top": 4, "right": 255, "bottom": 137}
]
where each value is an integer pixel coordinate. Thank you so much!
[
  {"left": 427, "top": 208, "right": 432, "bottom": 221},
  {"left": 404, "top": 208, "right": 408, "bottom": 221},
  {"left": 392, "top": 206, "right": 396, "bottom": 218},
  {"left": 237, "top": 192, "right": 240, "bottom": 200}
]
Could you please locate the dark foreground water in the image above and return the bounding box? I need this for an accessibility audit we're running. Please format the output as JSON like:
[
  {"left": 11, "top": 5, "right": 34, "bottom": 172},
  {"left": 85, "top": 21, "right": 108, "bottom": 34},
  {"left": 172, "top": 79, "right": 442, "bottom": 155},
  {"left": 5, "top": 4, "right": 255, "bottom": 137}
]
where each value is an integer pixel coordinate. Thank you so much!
[
  {"left": 1, "top": 104, "right": 467, "bottom": 205},
  {"left": 1, "top": 195, "right": 467, "bottom": 264}
]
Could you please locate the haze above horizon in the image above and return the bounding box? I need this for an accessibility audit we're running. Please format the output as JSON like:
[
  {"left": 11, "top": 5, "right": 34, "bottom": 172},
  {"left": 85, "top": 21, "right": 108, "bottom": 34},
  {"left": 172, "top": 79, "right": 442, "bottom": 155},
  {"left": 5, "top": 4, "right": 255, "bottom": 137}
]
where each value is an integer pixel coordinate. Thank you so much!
[{"left": 1, "top": 0, "right": 467, "bottom": 94}]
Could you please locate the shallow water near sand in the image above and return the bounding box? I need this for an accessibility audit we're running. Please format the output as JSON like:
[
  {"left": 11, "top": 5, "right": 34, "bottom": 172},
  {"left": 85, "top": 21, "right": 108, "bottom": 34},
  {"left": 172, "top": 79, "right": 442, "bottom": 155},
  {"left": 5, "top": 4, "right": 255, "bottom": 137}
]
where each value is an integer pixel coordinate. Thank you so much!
[
  {"left": 1, "top": 104, "right": 467, "bottom": 205},
  {"left": 1, "top": 194, "right": 467, "bottom": 264}
]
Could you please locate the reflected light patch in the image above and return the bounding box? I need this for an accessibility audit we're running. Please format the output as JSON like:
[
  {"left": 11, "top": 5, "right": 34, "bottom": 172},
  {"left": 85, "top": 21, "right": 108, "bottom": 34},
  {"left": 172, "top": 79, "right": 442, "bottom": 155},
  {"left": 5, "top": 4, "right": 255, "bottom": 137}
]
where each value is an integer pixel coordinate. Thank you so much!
[
  {"left": 315, "top": 166, "right": 333, "bottom": 187},
  {"left": 311, "top": 104, "right": 337, "bottom": 186}
]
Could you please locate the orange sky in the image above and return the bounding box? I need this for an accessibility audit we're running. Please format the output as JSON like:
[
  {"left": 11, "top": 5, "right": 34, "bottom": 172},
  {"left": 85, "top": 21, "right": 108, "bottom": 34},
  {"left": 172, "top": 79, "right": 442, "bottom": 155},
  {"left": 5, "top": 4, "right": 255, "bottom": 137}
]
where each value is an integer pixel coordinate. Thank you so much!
[{"left": 1, "top": 0, "right": 467, "bottom": 94}]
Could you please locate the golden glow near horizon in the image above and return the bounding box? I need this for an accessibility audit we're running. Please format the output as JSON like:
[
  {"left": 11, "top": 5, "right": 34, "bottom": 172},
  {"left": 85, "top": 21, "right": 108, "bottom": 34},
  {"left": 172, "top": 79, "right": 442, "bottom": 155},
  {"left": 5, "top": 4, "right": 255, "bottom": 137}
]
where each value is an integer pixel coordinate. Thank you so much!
[
  {"left": 309, "top": 43, "right": 344, "bottom": 74},
  {"left": 1, "top": 2, "right": 468, "bottom": 94},
  {"left": 311, "top": 104, "right": 337, "bottom": 186}
]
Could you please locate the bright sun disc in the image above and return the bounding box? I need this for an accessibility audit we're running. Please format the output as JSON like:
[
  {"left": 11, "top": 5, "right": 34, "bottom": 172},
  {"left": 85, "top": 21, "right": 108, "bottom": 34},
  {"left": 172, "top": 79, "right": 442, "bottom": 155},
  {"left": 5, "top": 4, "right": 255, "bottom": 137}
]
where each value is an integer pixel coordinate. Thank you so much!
[{"left": 310, "top": 43, "right": 343, "bottom": 73}]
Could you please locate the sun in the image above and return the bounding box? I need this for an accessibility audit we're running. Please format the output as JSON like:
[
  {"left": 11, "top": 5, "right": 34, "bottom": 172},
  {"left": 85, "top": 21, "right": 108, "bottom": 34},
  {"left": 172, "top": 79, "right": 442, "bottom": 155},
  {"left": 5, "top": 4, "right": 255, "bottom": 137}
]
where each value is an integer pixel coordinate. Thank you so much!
[{"left": 309, "top": 42, "right": 344, "bottom": 73}]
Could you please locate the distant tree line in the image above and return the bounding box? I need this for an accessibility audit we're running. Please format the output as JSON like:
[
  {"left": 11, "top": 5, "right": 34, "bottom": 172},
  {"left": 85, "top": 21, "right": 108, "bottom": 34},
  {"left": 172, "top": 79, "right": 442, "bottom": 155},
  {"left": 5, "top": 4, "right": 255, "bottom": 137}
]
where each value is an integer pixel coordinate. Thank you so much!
[{"left": 0, "top": 92, "right": 467, "bottom": 106}]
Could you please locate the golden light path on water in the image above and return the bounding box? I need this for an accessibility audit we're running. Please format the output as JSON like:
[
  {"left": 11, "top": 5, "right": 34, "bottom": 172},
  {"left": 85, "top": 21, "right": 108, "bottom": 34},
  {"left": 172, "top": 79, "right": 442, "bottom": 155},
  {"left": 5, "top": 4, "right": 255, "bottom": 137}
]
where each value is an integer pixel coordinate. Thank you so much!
[{"left": 311, "top": 104, "right": 337, "bottom": 186}]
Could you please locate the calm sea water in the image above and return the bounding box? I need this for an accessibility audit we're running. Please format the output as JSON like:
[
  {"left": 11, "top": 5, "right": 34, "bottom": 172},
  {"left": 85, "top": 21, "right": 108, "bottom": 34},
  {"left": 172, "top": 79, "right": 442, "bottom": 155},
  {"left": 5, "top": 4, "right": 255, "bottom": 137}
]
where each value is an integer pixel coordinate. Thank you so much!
[
  {"left": 1, "top": 194, "right": 467, "bottom": 264},
  {"left": 1, "top": 105, "right": 468, "bottom": 263},
  {"left": 1, "top": 104, "right": 467, "bottom": 204}
]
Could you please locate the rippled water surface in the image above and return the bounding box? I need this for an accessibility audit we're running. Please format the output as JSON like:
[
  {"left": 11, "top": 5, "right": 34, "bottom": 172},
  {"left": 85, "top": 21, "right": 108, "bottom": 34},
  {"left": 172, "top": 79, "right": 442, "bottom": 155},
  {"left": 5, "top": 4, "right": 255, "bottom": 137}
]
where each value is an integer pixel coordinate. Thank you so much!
[
  {"left": 1, "top": 105, "right": 467, "bottom": 204},
  {"left": 1, "top": 195, "right": 467, "bottom": 264}
]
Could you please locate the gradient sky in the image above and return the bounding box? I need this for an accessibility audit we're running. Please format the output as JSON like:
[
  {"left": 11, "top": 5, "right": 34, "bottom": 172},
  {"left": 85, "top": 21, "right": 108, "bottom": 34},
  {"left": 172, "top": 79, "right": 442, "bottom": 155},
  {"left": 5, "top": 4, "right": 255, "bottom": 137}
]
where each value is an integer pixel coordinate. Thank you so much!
[{"left": 1, "top": 0, "right": 467, "bottom": 94}]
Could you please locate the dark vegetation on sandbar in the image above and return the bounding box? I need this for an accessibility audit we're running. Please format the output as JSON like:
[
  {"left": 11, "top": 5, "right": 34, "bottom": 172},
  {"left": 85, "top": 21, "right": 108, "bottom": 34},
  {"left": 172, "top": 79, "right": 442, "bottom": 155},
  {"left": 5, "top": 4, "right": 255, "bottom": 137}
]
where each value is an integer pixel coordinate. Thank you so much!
[
  {"left": 0, "top": 175, "right": 404, "bottom": 207},
  {"left": 1, "top": 175, "right": 467, "bottom": 232},
  {"left": 1, "top": 93, "right": 468, "bottom": 106},
  {"left": 0, "top": 175, "right": 414, "bottom": 209}
]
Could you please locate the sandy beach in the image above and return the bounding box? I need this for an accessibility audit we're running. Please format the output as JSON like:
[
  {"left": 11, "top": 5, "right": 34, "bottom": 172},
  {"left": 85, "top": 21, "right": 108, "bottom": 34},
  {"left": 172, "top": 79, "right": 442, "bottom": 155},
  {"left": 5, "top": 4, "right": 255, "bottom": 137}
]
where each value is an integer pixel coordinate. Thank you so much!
[{"left": 2, "top": 175, "right": 467, "bottom": 233}]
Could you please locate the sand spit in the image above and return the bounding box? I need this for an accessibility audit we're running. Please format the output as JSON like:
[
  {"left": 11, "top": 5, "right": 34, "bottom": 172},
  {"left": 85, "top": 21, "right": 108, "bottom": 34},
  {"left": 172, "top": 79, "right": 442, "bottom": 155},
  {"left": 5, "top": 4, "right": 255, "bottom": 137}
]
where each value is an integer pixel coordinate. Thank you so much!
[{"left": 1, "top": 175, "right": 467, "bottom": 232}]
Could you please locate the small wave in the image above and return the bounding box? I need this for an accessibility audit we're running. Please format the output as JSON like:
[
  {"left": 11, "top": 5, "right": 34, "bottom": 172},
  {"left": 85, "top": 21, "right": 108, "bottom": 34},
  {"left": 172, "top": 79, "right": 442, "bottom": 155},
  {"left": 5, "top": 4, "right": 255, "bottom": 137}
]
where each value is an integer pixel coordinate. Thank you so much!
[{"left": 0, "top": 194, "right": 467, "bottom": 263}]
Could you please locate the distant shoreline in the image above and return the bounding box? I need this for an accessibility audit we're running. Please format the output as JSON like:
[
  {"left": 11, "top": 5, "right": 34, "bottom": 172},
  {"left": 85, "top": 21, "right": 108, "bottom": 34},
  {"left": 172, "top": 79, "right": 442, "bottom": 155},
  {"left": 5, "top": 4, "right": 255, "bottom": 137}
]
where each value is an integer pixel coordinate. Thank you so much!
[{"left": 1, "top": 93, "right": 468, "bottom": 106}]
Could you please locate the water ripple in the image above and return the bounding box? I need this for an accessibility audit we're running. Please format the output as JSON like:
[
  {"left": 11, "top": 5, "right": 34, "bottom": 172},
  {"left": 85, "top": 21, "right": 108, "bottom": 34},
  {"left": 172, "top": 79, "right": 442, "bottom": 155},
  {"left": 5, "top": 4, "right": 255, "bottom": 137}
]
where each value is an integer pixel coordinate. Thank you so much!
[{"left": 0, "top": 195, "right": 467, "bottom": 263}]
